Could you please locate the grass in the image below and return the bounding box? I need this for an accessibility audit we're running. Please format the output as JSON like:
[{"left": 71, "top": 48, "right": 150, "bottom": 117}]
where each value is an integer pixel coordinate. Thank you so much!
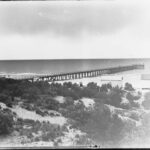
[
  {"left": 0, "top": 79, "right": 144, "bottom": 147},
  {"left": 14, "top": 118, "right": 67, "bottom": 144}
]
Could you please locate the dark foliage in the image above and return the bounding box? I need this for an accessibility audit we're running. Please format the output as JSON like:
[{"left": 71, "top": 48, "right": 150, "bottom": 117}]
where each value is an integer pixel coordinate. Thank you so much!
[
  {"left": 105, "top": 86, "right": 124, "bottom": 108},
  {"left": 61, "top": 100, "right": 91, "bottom": 127},
  {"left": 79, "top": 103, "right": 125, "bottom": 145},
  {"left": 100, "top": 83, "right": 112, "bottom": 92},
  {"left": 0, "top": 110, "right": 14, "bottom": 135},
  {"left": 0, "top": 78, "right": 140, "bottom": 145},
  {"left": 0, "top": 78, "right": 138, "bottom": 111},
  {"left": 124, "top": 82, "right": 135, "bottom": 91},
  {"left": 126, "top": 93, "right": 140, "bottom": 108}
]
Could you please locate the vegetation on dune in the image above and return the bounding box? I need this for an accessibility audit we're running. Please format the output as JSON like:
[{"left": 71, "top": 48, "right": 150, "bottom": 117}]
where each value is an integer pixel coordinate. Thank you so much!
[
  {"left": 0, "top": 78, "right": 141, "bottom": 110},
  {"left": 0, "top": 109, "right": 14, "bottom": 135},
  {"left": 124, "top": 82, "right": 135, "bottom": 91},
  {"left": 10, "top": 117, "right": 68, "bottom": 145},
  {"left": 61, "top": 100, "right": 91, "bottom": 127},
  {"left": 71, "top": 102, "right": 130, "bottom": 147},
  {"left": 0, "top": 78, "right": 143, "bottom": 146}
]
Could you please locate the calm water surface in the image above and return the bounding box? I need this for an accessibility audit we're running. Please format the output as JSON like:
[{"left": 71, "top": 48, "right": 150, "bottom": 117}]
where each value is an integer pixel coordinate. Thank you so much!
[{"left": 0, "top": 59, "right": 149, "bottom": 74}]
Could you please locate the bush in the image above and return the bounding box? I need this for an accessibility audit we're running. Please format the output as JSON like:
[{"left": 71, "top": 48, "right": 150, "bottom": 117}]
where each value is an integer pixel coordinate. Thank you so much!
[
  {"left": 23, "top": 119, "right": 35, "bottom": 125},
  {"left": 21, "top": 102, "right": 34, "bottom": 111},
  {"left": 35, "top": 96, "right": 60, "bottom": 111},
  {"left": 0, "top": 110, "right": 14, "bottom": 135},
  {"left": 100, "top": 84, "right": 108, "bottom": 92},
  {"left": 60, "top": 97, "right": 74, "bottom": 108},
  {"left": 45, "top": 98, "right": 60, "bottom": 111},
  {"left": 61, "top": 101, "right": 90, "bottom": 127},
  {"left": 80, "top": 103, "right": 125, "bottom": 145},
  {"left": 82, "top": 82, "right": 99, "bottom": 97},
  {"left": 126, "top": 92, "right": 140, "bottom": 102},
  {"left": 39, "top": 122, "right": 63, "bottom": 142},
  {"left": 35, "top": 108, "right": 45, "bottom": 117},
  {"left": 0, "top": 93, "right": 13, "bottom": 107},
  {"left": 106, "top": 86, "right": 123, "bottom": 108},
  {"left": 22, "top": 87, "right": 40, "bottom": 103},
  {"left": 124, "top": 83, "right": 135, "bottom": 91}
]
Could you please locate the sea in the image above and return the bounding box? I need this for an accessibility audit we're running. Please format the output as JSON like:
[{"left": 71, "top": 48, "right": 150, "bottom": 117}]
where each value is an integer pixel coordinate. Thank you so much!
[
  {"left": 0, "top": 59, "right": 150, "bottom": 89},
  {"left": 0, "top": 59, "right": 149, "bottom": 74}
]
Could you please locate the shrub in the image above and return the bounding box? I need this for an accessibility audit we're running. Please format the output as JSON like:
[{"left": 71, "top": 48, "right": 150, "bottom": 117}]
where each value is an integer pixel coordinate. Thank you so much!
[
  {"left": 21, "top": 102, "right": 34, "bottom": 111},
  {"left": 80, "top": 104, "right": 125, "bottom": 145},
  {"left": 63, "top": 82, "right": 73, "bottom": 88},
  {"left": 35, "top": 108, "right": 45, "bottom": 117},
  {"left": 22, "top": 90, "right": 39, "bottom": 103},
  {"left": 0, "top": 93, "right": 12, "bottom": 107},
  {"left": 100, "top": 84, "right": 109, "bottom": 92},
  {"left": 45, "top": 98, "right": 60, "bottom": 111},
  {"left": 23, "top": 119, "right": 35, "bottom": 125},
  {"left": 124, "top": 83, "right": 135, "bottom": 91},
  {"left": 39, "top": 122, "right": 63, "bottom": 141},
  {"left": 60, "top": 97, "right": 74, "bottom": 108},
  {"left": 0, "top": 110, "right": 14, "bottom": 135},
  {"left": 82, "top": 82, "right": 99, "bottom": 97},
  {"left": 106, "top": 86, "right": 123, "bottom": 108},
  {"left": 35, "top": 96, "right": 60, "bottom": 111},
  {"left": 61, "top": 101, "right": 90, "bottom": 127},
  {"left": 126, "top": 92, "right": 140, "bottom": 102}
]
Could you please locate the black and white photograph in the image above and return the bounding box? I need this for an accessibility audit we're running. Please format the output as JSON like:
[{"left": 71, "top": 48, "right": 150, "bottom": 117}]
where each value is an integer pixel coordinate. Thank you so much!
[{"left": 0, "top": 0, "right": 150, "bottom": 148}]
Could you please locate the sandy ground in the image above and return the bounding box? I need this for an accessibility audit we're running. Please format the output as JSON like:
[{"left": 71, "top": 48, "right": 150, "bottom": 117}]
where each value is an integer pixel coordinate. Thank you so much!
[
  {"left": 11, "top": 105, "right": 66, "bottom": 126},
  {"left": 80, "top": 98, "right": 95, "bottom": 108},
  {"left": 54, "top": 96, "right": 66, "bottom": 103},
  {"left": 54, "top": 70, "right": 150, "bottom": 90},
  {"left": 1, "top": 71, "right": 150, "bottom": 147}
]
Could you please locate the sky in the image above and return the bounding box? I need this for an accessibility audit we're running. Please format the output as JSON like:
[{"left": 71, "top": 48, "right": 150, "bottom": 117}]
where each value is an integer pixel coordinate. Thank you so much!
[{"left": 0, "top": 0, "right": 150, "bottom": 59}]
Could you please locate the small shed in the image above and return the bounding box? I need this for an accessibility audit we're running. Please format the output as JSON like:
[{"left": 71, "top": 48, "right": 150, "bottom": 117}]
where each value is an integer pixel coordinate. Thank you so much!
[{"left": 100, "top": 76, "right": 123, "bottom": 87}]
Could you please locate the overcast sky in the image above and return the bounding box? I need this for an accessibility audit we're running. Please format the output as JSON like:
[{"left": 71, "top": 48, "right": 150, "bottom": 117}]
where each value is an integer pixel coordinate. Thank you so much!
[{"left": 0, "top": 0, "right": 150, "bottom": 59}]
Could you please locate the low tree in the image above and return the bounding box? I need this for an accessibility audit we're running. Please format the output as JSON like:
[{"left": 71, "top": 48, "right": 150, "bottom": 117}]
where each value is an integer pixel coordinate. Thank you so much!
[
  {"left": 124, "top": 83, "right": 135, "bottom": 91},
  {"left": 80, "top": 103, "right": 125, "bottom": 145},
  {"left": 105, "top": 86, "right": 123, "bottom": 108},
  {"left": 100, "top": 84, "right": 109, "bottom": 92},
  {"left": 0, "top": 93, "right": 12, "bottom": 107},
  {"left": 0, "top": 110, "right": 14, "bottom": 135}
]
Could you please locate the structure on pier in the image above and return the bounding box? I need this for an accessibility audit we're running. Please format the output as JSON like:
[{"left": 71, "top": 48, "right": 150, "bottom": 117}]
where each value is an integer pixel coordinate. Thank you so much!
[
  {"left": 100, "top": 76, "right": 123, "bottom": 87},
  {"left": 2, "top": 64, "right": 144, "bottom": 82},
  {"left": 141, "top": 74, "right": 150, "bottom": 80}
]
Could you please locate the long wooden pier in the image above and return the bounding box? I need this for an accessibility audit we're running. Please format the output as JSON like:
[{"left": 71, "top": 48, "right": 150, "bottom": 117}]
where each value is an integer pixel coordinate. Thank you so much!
[{"left": 2, "top": 64, "right": 144, "bottom": 82}]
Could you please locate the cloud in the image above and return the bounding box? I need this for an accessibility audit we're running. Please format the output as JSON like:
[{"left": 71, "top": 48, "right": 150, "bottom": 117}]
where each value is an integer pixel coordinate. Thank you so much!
[
  {"left": 0, "top": 26, "right": 149, "bottom": 60},
  {"left": 0, "top": 1, "right": 148, "bottom": 60},
  {"left": 0, "top": 1, "right": 139, "bottom": 37}
]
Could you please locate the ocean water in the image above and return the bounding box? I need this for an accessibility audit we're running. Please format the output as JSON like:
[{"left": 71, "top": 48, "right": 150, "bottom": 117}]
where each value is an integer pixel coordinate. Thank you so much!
[
  {"left": 0, "top": 58, "right": 149, "bottom": 74},
  {"left": 1, "top": 59, "right": 150, "bottom": 89}
]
